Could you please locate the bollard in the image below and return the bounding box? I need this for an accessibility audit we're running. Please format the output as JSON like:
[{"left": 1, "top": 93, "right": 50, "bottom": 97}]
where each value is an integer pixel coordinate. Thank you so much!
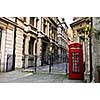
[
  {"left": 34, "top": 55, "right": 37, "bottom": 73},
  {"left": 49, "top": 55, "right": 51, "bottom": 72},
  {"left": 49, "top": 64, "right": 51, "bottom": 72},
  {"left": 65, "top": 54, "right": 68, "bottom": 74},
  {"left": 66, "top": 63, "right": 67, "bottom": 73}
]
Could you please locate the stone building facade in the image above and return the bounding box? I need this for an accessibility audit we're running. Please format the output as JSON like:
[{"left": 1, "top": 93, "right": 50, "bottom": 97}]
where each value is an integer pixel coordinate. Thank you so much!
[
  {"left": 0, "top": 17, "right": 15, "bottom": 72},
  {"left": 0, "top": 17, "right": 68, "bottom": 72},
  {"left": 91, "top": 17, "right": 100, "bottom": 82},
  {"left": 57, "top": 18, "right": 68, "bottom": 63},
  {"left": 70, "top": 17, "right": 100, "bottom": 82},
  {"left": 67, "top": 28, "right": 74, "bottom": 44},
  {"left": 70, "top": 17, "right": 91, "bottom": 82}
]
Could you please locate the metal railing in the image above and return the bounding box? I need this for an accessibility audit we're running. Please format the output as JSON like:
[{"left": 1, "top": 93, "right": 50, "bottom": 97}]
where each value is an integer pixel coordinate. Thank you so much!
[
  {"left": 22, "top": 53, "right": 67, "bottom": 66},
  {"left": 3, "top": 53, "right": 67, "bottom": 73}
]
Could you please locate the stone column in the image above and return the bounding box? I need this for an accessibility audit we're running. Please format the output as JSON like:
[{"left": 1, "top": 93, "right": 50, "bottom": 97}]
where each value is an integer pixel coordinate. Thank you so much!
[
  {"left": 24, "top": 35, "right": 30, "bottom": 68},
  {"left": 37, "top": 36, "right": 42, "bottom": 66},
  {"left": 46, "top": 43, "right": 49, "bottom": 64},
  {"left": 47, "top": 22, "right": 49, "bottom": 37},
  {"left": 45, "top": 21, "right": 48, "bottom": 34},
  {"left": 41, "top": 17, "right": 44, "bottom": 32},
  {"left": 0, "top": 29, "right": 6, "bottom": 72},
  {"left": 88, "top": 39, "right": 90, "bottom": 82},
  {"left": 33, "top": 39, "right": 37, "bottom": 55},
  {"left": 82, "top": 41, "right": 87, "bottom": 81},
  {"left": 91, "top": 34, "right": 95, "bottom": 82},
  {"left": 84, "top": 38, "right": 90, "bottom": 82},
  {"left": 38, "top": 17, "right": 42, "bottom": 32},
  {"left": 26, "top": 17, "right": 30, "bottom": 25},
  {"left": 34, "top": 18, "right": 36, "bottom": 28},
  {"left": 84, "top": 39, "right": 90, "bottom": 82},
  {"left": 15, "top": 28, "right": 23, "bottom": 69}
]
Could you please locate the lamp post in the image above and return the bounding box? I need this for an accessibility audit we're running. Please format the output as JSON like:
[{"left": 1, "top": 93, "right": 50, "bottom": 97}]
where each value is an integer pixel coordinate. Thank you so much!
[
  {"left": 12, "top": 17, "right": 17, "bottom": 70},
  {"left": 65, "top": 53, "right": 68, "bottom": 74},
  {"left": 49, "top": 46, "right": 52, "bottom": 72}
]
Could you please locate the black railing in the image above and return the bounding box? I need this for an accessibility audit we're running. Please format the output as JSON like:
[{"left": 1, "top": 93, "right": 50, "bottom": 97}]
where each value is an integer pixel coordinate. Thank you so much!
[
  {"left": 41, "top": 54, "right": 67, "bottom": 66},
  {"left": 11, "top": 54, "right": 67, "bottom": 68},
  {"left": 0, "top": 53, "right": 67, "bottom": 73}
]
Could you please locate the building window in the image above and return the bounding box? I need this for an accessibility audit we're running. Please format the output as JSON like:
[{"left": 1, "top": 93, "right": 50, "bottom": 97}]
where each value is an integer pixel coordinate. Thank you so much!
[
  {"left": 29, "top": 37, "right": 34, "bottom": 55},
  {"left": 52, "top": 27, "right": 54, "bottom": 39},
  {"left": 43, "top": 19, "right": 47, "bottom": 33},
  {"left": 54, "top": 28, "right": 57, "bottom": 40},
  {"left": 49, "top": 23, "right": 51, "bottom": 37},
  {"left": 36, "top": 18, "right": 38, "bottom": 28},
  {"left": 0, "top": 28, "right": 2, "bottom": 52},
  {"left": 23, "top": 17, "right": 26, "bottom": 22},
  {"left": 30, "top": 17, "right": 35, "bottom": 26},
  {"left": 96, "top": 17, "right": 100, "bottom": 19},
  {"left": 22, "top": 35, "right": 26, "bottom": 55},
  {"left": 52, "top": 27, "right": 57, "bottom": 40}
]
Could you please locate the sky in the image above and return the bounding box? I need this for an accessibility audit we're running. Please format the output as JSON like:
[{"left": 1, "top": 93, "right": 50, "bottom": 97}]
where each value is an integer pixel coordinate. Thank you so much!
[{"left": 65, "top": 17, "right": 73, "bottom": 28}]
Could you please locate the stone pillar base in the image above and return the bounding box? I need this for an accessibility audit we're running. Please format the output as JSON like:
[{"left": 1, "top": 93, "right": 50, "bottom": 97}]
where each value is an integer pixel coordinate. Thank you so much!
[
  {"left": 84, "top": 72, "right": 90, "bottom": 83},
  {"left": 24, "top": 55, "right": 29, "bottom": 68},
  {"left": 37, "top": 56, "right": 41, "bottom": 66},
  {"left": 0, "top": 62, "right": 5, "bottom": 72}
]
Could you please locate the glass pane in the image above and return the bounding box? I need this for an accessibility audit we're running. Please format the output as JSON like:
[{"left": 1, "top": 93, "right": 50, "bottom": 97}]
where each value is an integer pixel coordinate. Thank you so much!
[{"left": 72, "top": 52, "right": 80, "bottom": 73}]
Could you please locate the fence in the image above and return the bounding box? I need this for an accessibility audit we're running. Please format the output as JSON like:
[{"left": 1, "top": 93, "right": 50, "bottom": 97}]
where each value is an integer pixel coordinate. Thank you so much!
[
  {"left": 22, "top": 54, "right": 67, "bottom": 68},
  {"left": 2, "top": 53, "right": 67, "bottom": 73}
]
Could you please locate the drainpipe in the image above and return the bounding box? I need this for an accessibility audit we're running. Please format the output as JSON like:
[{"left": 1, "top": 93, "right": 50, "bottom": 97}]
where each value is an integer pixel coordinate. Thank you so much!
[
  {"left": 12, "top": 17, "right": 17, "bottom": 70},
  {"left": 90, "top": 17, "right": 93, "bottom": 82}
]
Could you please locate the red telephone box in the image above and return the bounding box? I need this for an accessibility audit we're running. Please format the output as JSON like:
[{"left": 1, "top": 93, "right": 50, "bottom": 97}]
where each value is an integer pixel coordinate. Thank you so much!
[{"left": 68, "top": 43, "right": 84, "bottom": 80}]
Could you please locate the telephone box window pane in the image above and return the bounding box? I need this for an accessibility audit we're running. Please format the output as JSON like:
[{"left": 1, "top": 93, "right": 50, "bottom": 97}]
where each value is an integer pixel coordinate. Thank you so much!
[{"left": 72, "top": 52, "right": 80, "bottom": 73}]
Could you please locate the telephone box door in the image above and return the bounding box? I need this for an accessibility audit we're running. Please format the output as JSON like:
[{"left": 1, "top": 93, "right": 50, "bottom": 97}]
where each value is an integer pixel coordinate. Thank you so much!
[{"left": 69, "top": 43, "right": 83, "bottom": 80}]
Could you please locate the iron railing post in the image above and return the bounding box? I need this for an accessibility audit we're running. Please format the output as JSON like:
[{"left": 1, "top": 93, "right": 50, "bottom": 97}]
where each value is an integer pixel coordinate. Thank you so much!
[
  {"left": 49, "top": 55, "right": 51, "bottom": 72},
  {"left": 65, "top": 54, "right": 68, "bottom": 74},
  {"left": 34, "top": 55, "right": 37, "bottom": 72}
]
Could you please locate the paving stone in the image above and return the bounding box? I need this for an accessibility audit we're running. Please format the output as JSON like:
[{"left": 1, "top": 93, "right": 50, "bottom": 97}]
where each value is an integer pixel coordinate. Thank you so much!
[{"left": 0, "top": 63, "right": 84, "bottom": 83}]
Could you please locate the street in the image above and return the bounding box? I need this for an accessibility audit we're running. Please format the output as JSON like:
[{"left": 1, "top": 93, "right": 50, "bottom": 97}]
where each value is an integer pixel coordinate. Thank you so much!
[
  {"left": 0, "top": 63, "right": 84, "bottom": 83},
  {"left": 11, "top": 73, "right": 84, "bottom": 83}
]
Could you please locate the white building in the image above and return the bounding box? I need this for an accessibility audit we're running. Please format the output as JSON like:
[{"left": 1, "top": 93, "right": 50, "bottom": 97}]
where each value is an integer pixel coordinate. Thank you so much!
[
  {"left": 57, "top": 18, "right": 68, "bottom": 63},
  {"left": 0, "top": 17, "right": 68, "bottom": 72}
]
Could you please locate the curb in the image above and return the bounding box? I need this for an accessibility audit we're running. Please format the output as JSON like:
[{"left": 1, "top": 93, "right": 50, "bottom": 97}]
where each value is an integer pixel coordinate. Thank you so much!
[{"left": 21, "top": 69, "right": 34, "bottom": 73}]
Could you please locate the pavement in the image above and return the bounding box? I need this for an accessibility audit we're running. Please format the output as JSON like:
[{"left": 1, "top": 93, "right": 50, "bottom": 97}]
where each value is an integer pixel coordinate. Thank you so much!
[{"left": 0, "top": 63, "right": 84, "bottom": 83}]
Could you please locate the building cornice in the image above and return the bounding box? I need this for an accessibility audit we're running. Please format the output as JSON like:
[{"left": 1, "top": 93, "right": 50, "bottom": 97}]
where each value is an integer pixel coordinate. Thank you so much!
[
  {"left": 0, "top": 17, "right": 24, "bottom": 31},
  {"left": 17, "top": 17, "right": 24, "bottom": 23},
  {"left": 70, "top": 17, "right": 90, "bottom": 28}
]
